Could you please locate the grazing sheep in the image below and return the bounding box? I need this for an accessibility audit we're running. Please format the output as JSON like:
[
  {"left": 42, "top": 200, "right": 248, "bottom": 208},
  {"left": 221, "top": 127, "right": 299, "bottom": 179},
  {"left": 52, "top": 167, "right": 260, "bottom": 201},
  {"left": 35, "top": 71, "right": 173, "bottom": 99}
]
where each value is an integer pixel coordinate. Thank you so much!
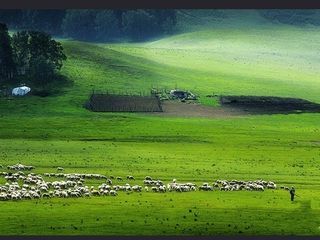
[
  {"left": 256, "top": 185, "right": 264, "bottom": 191},
  {"left": 126, "top": 175, "right": 135, "bottom": 180},
  {"left": 91, "top": 190, "right": 100, "bottom": 196},
  {"left": 110, "top": 190, "right": 117, "bottom": 196},
  {"left": 70, "top": 192, "right": 81, "bottom": 198},
  {"left": 60, "top": 191, "right": 68, "bottom": 198},
  {"left": 6, "top": 163, "right": 34, "bottom": 171},
  {"left": 101, "top": 190, "right": 109, "bottom": 196},
  {"left": 267, "top": 183, "right": 276, "bottom": 189},
  {"left": 156, "top": 180, "right": 164, "bottom": 186},
  {"left": 25, "top": 166, "right": 35, "bottom": 171},
  {"left": 11, "top": 193, "right": 21, "bottom": 200},
  {"left": 220, "top": 186, "right": 230, "bottom": 191},
  {"left": 143, "top": 180, "right": 152, "bottom": 185},
  {"left": 200, "top": 183, "right": 213, "bottom": 191},
  {"left": 132, "top": 185, "right": 142, "bottom": 192},
  {"left": 0, "top": 167, "right": 283, "bottom": 202},
  {"left": 175, "top": 186, "right": 182, "bottom": 192},
  {"left": 23, "top": 193, "right": 32, "bottom": 199},
  {"left": 84, "top": 192, "right": 91, "bottom": 197},
  {"left": 57, "top": 167, "right": 64, "bottom": 172},
  {"left": 0, "top": 193, "right": 8, "bottom": 201},
  {"left": 32, "top": 192, "right": 41, "bottom": 199},
  {"left": 159, "top": 186, "right": 166, "bottom": 193},
  {"left": 39, "top": 186, "right": 48, "bottom": 192},
  {"left": 106, "top": 179, "right": 112, "bottom": 185}
]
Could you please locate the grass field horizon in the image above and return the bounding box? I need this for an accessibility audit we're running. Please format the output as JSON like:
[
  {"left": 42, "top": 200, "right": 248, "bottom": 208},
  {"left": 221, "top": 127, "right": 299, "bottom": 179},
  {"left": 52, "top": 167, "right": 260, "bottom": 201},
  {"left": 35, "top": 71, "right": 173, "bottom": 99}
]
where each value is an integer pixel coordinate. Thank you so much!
[{"left": 1, "top": 14, "right": 320, "bottom": 235}]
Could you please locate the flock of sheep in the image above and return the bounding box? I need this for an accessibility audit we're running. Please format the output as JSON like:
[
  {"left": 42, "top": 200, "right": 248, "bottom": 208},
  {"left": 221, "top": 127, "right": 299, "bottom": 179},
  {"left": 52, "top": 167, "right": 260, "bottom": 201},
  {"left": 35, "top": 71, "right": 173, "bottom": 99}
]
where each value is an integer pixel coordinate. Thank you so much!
[{"left": 0, "top": 163, "right": 287, "bottom": 201}]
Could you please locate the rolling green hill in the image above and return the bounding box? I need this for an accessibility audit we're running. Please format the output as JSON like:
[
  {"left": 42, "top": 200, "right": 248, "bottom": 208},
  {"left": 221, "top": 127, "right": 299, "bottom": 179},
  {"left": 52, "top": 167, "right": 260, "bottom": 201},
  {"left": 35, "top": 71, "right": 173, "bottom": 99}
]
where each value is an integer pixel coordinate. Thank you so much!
[{"left": 0, "top": 20, "right": 320, "bottom": 236}]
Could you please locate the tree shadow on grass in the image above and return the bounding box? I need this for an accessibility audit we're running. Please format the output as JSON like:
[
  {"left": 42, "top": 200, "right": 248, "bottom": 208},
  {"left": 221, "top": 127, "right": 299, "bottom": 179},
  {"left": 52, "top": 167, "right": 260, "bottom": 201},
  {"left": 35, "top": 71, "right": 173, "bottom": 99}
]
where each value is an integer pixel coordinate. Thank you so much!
[
  {"left": 220, "top": 96, "right": 320, "bottom": 115},
  {"left": 31, "top": 74, "right": 74, "bottom": 97}
]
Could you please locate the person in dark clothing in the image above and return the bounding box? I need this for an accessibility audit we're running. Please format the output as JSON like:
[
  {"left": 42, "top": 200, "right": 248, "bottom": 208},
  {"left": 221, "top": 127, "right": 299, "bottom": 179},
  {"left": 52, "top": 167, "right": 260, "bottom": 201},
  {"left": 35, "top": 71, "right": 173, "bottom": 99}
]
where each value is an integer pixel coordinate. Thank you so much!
[{"left": 289, "top": 186, "right": 295, "bottom": 201}]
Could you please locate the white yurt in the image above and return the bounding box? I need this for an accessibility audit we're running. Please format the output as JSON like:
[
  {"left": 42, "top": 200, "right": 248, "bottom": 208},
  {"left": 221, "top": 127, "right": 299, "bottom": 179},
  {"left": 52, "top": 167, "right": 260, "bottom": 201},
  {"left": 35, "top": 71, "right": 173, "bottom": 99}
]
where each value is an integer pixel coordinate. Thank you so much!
[{"left": 12, "top": 86, "right": 31, "bottom": 96}]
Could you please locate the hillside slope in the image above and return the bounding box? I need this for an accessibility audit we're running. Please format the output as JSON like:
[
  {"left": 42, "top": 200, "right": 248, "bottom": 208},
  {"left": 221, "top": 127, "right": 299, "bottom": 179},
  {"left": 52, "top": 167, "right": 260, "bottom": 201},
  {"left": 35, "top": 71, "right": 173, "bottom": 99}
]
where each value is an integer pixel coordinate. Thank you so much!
[
  {"left": 107, "top": 25, "right": 320, "bottom": 103},
  {"left": 2, "top": 23, "right": 320, "bottom": 119}
]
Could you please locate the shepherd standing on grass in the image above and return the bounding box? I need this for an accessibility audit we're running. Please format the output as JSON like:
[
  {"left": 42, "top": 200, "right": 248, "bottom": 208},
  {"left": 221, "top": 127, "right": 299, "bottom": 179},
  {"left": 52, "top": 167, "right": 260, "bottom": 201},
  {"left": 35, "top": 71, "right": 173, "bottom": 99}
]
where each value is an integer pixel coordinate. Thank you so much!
[{"left": 290, "top": 186, "right": 296, "bottom": 201}]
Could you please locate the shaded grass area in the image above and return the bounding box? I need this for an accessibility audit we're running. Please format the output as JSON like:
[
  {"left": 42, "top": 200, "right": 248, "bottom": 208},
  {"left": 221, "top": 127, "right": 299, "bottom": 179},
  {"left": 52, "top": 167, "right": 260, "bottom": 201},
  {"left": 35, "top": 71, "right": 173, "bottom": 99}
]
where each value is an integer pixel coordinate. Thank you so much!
[
  {"left": 220, "top": 95, "right": 320, "bottom": 114},
  {"left": 108, "top": 27, "right": 320, "bottom": 103}
]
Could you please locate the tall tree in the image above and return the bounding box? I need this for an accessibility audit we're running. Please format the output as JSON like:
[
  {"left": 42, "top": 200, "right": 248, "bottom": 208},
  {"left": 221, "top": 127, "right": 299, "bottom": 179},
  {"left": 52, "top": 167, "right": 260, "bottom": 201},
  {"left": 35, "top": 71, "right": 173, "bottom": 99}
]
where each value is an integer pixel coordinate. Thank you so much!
[
  {"left": 11, "top": 31, "right": 30, "bottom": 75},
  {"left": 122, "top": 10, "right": 158, "bottom": 41},
  {"left": 0, "top": 23, "right": 15, "bottom": 86},
  {"left": 259, "top": 10, "right": 320, "bottom": 26},
  {"left": 62, "top": 10, "right": 98, "bottom": 41},
  {"left": 95, "top": 10, "right": 121, "bottom": 41},
  {"left": 146, "top": 10, "right": 177, "bottom": 33},
  {"left": 12, "top": 30, "right": 67, "bottom": 90},
  {"left": 112, "top": 10, "right": 127, "bottom": 28},
  {"left": 20, "top": 10, "right": 65, "bottom": 35}
]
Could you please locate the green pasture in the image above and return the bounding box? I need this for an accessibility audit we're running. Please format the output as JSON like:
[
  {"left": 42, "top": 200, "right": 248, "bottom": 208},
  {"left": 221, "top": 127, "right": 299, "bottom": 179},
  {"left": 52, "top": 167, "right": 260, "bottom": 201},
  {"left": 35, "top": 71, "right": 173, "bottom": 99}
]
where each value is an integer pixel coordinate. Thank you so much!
[{"left": 1, "top": 22, "right": 320, "bottom": 235}]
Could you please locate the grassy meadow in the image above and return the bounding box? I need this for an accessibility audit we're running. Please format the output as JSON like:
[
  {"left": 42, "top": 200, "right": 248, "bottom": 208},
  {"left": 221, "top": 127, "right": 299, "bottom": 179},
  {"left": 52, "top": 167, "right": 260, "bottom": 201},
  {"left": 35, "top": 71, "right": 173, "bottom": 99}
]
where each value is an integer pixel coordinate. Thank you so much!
[{"left": 1, "top": 20, "right": 320, "bottom": 235}]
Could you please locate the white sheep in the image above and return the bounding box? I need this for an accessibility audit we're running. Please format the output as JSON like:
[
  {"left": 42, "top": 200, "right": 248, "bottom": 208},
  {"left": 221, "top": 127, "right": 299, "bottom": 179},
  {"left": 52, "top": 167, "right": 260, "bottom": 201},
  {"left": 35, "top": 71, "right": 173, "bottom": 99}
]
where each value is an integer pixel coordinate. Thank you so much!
[{"left": 110, "top": 190, "right": 117, "bottom": 196}]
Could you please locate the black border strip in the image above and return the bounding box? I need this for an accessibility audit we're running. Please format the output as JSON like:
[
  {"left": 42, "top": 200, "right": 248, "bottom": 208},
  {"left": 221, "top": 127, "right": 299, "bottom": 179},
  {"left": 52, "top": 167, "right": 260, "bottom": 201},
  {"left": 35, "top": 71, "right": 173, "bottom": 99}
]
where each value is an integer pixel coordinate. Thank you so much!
[{"left": 1, "top": 0, "right": 320, "bottom": 9}]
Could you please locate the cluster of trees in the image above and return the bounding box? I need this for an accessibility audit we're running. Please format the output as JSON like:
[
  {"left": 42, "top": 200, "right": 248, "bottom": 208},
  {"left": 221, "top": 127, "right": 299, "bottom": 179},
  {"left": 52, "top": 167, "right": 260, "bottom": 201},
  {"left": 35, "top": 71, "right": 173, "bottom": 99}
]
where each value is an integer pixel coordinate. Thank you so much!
[
  {"left": 259, "top": 10, "right": 320, "bottom": 26},
  {"left": 0, "top": 23, "right": 67, "bottom": 95},
  {"left": 0, "top": 10, "right": 177, "bottom": 42}
]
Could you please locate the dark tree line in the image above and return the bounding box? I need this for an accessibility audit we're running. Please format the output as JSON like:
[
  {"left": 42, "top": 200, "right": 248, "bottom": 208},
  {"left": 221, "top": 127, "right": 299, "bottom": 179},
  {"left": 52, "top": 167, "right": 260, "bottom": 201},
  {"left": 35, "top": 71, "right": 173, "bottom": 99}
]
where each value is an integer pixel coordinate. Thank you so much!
[
  {"left": 0, "top": 10, "right": 177, "bottom": 42},
  {"left": 0, "top": 10, "right": 65, "bottom": 35},
  {"left": 0, "top": 23, "right": 15, "bottom": 82},
  {"left": 259, "top": 10, "right": 320, "bottom": 26},
  {"left": 0, "top": 23, "right": 67, "bottom": 94}
]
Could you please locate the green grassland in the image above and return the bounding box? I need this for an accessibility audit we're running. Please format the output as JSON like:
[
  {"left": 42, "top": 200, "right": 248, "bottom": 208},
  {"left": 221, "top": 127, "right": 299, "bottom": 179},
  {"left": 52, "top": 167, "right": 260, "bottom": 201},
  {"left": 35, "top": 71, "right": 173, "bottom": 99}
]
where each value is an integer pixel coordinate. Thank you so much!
[{"left": 1, "top": 19, "right": 320, "bottom": 235}]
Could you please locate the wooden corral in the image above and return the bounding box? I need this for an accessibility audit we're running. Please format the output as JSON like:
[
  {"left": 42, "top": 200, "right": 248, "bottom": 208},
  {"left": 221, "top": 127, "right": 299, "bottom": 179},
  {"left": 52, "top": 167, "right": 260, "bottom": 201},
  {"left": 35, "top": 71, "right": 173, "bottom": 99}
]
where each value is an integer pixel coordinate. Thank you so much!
[{"left": 85, "top": 93, "right": 163, "bottom": 112}]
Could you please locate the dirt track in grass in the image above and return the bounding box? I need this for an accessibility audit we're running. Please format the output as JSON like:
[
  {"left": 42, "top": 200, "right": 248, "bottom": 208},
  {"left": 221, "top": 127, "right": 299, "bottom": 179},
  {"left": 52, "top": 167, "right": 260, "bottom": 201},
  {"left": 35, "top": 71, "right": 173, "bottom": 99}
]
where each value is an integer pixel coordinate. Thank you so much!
[
  {"left": 148, "top": 101, "right": 246, "bottom": 118},
  {"left": 146, "top": 96, "right": 320, "bottom": 118}
]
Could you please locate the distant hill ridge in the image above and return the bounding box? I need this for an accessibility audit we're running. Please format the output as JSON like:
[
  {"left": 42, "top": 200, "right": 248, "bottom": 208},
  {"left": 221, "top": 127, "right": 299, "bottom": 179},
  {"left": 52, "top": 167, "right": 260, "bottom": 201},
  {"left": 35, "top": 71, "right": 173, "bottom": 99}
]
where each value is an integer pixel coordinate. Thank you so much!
[
  {"left": 1, "top": 10, "right": 320, "bottom": 42},
  {"left": 176, "top": 10, "right": 320, "bottom": 32}
]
